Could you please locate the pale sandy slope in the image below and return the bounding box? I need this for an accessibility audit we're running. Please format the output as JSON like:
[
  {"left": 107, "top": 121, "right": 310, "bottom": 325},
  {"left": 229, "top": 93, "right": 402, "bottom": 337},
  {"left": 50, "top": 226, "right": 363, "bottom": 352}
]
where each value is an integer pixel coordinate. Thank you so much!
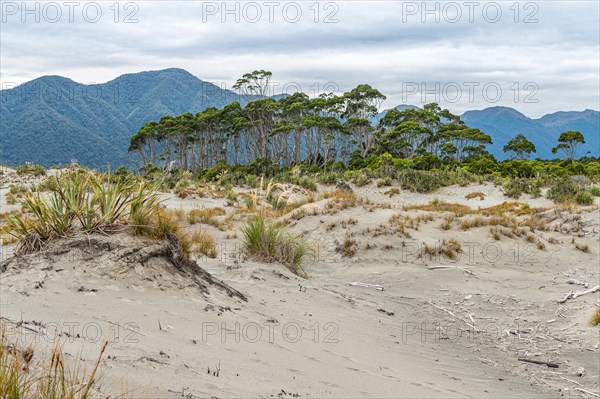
[{"left": 0, "top": 180, "right": 598, "bottom": 398}]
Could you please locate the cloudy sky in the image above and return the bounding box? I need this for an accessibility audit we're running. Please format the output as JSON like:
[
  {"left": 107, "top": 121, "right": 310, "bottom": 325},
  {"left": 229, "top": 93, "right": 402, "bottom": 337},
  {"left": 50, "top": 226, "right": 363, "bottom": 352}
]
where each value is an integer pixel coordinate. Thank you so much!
[{"left": 1, "top": 0, "right": 598, "bottom": 117}]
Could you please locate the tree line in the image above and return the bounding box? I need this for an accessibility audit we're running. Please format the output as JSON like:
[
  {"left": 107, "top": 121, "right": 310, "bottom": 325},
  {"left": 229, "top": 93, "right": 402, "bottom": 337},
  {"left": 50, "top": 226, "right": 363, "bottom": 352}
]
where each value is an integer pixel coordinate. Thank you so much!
[{"left": 128, "top": 70, "right": 585, "bottom": 171}]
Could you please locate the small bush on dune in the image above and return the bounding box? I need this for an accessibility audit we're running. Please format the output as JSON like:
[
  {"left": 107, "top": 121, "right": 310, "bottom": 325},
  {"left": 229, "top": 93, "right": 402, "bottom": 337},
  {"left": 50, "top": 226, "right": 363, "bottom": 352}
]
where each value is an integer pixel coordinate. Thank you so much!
[
  {"left": 241, "top": 217, "right": 309, "bottom": 277},
  {"left": 589, "top": 186, "right": 600, "bottom": 197},
  {"left": 396, "top": 170, "right": 440, "bottom": 193},
  {"left": 547, "top": 178, "right": 595, "bottom": 205},
  {"left": 16, "top": 163, "right": 46, "bottom": 176}
]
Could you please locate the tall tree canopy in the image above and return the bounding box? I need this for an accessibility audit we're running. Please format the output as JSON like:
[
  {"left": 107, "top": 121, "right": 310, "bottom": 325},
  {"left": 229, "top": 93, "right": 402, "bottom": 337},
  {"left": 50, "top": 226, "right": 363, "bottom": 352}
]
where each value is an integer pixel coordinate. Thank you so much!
[
  {"left": 129, "top": 72, "right": 497, "bottom": 172},
  {"left": 503, "top": 133, "right": 536, "bottom": 160},
  {"left": 552, "top": 130, "right": 585, "bottom": 160}
]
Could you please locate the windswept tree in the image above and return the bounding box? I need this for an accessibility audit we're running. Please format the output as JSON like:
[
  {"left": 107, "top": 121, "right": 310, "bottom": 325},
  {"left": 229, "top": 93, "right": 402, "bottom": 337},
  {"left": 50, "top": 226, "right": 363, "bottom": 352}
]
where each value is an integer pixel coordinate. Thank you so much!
[
  {"left": 128, "top": 120, "right": 162, "bottom": 166},
  {"left": 233, "top": 70, "right": 273, "bottom": 99},
  {"left": 503, "top": 133, "right": 536, "bottom": 159},
  {"left": 552, "top": 130, "right": 585, "bottom": 160},
  {"left": 342, "top": 84, "right": 386, "bottom": 159}
]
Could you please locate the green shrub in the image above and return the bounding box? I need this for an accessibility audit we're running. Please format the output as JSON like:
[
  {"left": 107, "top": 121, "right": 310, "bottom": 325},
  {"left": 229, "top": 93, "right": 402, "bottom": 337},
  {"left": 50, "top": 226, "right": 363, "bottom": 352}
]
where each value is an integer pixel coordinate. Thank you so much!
[
  {"left": 16, "top": 163, "right": 46, "bottom": 176},
  {"left": 318, "top": 172, "right": 339, "bottom": 185},
  {"left": 589, "top": 186, "right": 600, "bottom": 197},
  {"left": 574, "top": 191, "right": 594, "bottom": 205},
  {"left": 396, "top": 170, "right": 440, "bottom": 193},
  {"left": 241, "top": 217, "right": 309, "bottom": 277},
  {"left": 8, "top": 171, "right": 160, "bottom": 253},
  {"left": 547, "top": 178, "right": 579, "bottom": 203}
]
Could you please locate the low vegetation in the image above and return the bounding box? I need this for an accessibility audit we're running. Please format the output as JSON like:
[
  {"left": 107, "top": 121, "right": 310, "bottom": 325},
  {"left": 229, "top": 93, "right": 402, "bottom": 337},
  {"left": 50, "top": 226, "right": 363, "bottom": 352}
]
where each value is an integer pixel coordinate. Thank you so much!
[
  {"left": 241, "top": 217, "right": 310, "bottom": 277},
  {"left": 0, "top": 325, "right": 119, "bottom": 398}
]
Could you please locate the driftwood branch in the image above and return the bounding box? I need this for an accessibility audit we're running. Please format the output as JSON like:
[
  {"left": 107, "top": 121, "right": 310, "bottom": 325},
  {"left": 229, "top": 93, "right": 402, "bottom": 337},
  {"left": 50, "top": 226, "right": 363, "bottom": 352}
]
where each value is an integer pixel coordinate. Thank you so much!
[
  {"left": 428, "top": 265, "right": 477, "bottom": 276},
  {"left": 558, "top": 285, "right": 599, "bottom": 304},
  {"left": 349, "top": 282, "right": 384, "bottom": 291},
  {"left": 575, "top": 388, "right": 600, "bottom": 398},
  {"left": 518, "top": 358, "right": 559, "bottom": 368}
]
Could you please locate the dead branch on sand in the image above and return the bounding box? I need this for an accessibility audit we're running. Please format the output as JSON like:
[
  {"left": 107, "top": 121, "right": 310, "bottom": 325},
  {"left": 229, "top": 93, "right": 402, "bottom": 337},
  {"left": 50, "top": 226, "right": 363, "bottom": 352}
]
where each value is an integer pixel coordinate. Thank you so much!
[
  {"left": 428, "top": 265, "right": 477, "bottom": 276},
  {"left": 557, "top": 285, "right": 599, "bottom": 304}
]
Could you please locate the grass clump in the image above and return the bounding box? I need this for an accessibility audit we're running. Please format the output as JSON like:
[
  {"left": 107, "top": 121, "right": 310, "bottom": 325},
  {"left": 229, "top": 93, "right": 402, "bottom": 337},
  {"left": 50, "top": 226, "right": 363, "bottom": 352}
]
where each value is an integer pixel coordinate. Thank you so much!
[
  {"left": 16, "top": 163, "right": 46, "bottom": 176},
  {"left": 336, "top": 234, "right": 357, "bottom": 257},
  {"left": 188, "top": 207, "right": 227, "bottom": 228},
  {"left": 7, "top": 170, "right": 160, "bottom": 254},
  {"left": 465, "top": 191, "right": 485, "bottom": 200},
  {"left": 241, "top": 217, "right": 309, "bottom": 277},
  {"left": 590, "top": 306, "right": 600, "bottom": 326},
  {"left": 574, "top": 242, "right": 590, "bottom": 253},
  {"left": 190, "top": 229, "right": 218, "bottom": 258},
  {"left": 0, "top": 325, "right": 115, "bottom": 398}
]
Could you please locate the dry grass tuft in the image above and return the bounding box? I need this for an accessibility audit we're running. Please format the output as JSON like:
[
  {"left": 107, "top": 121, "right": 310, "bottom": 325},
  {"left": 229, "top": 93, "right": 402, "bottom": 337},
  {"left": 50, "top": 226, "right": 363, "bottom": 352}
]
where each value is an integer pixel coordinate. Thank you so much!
[
  {"left": 465, "top": 191, "right": 485, "bottom": 200},
  {"left": 336, "top": 234, "right": 357, "bottom": 257},
  {"left": 590, "top": 306, "right": 600, "bottom": 326},
  {"left": 0, "top": 324, "right": 120, "bottom": 398},
  {"left": 189, "top": 229, "right": 217, "bottom": 258},
  {"left": 575, "top": 242, "right": 590, "bottom": 253},
  {"left": 421, "top": 238, "right": 462, "bottom": 260},
  {"left": 188, "top": 207, "right": 227, "bottom": 229}
]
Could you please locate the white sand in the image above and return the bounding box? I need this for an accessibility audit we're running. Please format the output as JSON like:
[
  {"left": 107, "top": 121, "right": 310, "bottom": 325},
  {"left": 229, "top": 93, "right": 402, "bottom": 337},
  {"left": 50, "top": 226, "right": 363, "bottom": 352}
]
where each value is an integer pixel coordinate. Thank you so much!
[{"left": 1, "top": 179, "right": 598, "bottom": 398}]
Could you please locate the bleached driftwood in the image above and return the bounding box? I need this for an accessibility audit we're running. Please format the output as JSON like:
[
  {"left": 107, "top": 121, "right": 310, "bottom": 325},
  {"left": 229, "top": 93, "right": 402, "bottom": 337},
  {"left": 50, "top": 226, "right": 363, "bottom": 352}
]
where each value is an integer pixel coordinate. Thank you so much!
[
  {"left": 428, "top": 265, "right": 477, "bottom": 276},
  {"left": 565, "top": 278, "right": 589, "bottom": 288},
  {"left": 557, "top": 285, "right": 599, "bottom": 304},
  {"left": 517, "top": 357, "right": 559, "bottom": 368},
  {"left": 575, "top": 388, "right": 600, "bottom": 398},
  {"left": 349, "top": 282, "right": 384, "bottom": 291}
]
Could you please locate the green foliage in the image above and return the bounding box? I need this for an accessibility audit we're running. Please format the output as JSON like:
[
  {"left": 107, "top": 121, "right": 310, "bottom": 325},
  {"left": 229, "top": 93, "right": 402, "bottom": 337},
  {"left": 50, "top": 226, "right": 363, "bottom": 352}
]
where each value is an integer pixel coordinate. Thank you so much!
[
  {"left": 502, "top": 178, "right": 541, "bottom": 199},
  {"left": 589, "top": 186, "right": 600, "bottom": 197},
  {"left": 396, "top": 170, "right": 441, "bottom": 193},
  {"left": 503, "top": 133, "right": 536, "bottom": 159},
  {"left": 241, "top": 217, "right": 309, "bottom": 277},
  {"left": 16, "top": 163, "right": 46, "bottom": 176},
  {"left": 552, "top": 130, "right": 585, "bottom": 160},
  {"left": 546, "top": 178, "right": 595, "bottom": 205},
  {"left": 7, "top": 171, "right": 160, "bottom": 253}
]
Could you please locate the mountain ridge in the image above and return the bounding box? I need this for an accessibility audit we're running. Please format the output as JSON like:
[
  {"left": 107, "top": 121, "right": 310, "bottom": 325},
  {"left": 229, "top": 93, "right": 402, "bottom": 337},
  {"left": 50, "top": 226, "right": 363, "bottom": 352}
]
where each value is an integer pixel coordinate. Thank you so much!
[{"left": 1, "top": 69, "right": 598, "bottom": 167}]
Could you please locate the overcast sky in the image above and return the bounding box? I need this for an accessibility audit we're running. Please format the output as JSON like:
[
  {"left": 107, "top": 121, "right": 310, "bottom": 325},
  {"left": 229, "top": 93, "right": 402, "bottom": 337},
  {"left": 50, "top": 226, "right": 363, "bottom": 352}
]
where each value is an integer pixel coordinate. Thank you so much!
[{"left": 1, "top": 1, "right": 598, "bottom": 117}]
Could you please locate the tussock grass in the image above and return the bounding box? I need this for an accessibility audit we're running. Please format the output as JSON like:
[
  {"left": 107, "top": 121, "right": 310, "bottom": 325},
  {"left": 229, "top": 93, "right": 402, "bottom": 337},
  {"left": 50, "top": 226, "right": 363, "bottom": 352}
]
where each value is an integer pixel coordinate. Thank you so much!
[
  {"left": 421, "top": 238, "right": 462, "bottom": 260},
  {"left": 0, "top": 325, "right": 120, "bottom": 398},
  {"left": 575, "top": 242, "right": 590, "bottom": 253},
  {"left": 590, "top": 306, "right": 600, "bottom": 326},
  {"left": 241, "top": 217, "right": 309, "bottom": 277},
  {"left": 323, "top": 189, "right": 360, "bottom": 214},
  {"left": 336, "top": 234, "right": 357, "bottom": 257},
  {"left": 404, "top": 201, "right": 472, "bottom": 216},
  {"left": 383, "top": 188, "right": 400, "bottom": 197},
  {"left": 465, "top": 191, "right": 485, "bottom": 200},
  {"left": 189, "top": 229, "right": 218, "bottom": 258},
  {"left": 188, "top": 207, "right": 226, "bottom": 228}
]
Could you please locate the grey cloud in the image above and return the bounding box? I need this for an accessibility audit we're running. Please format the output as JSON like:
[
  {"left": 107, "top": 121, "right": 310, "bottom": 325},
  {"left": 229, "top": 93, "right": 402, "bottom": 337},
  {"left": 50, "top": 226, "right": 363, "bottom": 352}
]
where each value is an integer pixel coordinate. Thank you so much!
[{"left": 0, "top": 0, "right": 598, "bottom": 117}]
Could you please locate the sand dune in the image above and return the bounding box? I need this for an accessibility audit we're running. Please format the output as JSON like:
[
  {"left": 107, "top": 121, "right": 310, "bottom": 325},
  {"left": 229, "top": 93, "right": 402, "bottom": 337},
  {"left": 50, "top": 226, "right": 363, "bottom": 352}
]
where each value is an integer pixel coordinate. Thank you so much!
[{"left": 1, "top": 174, "right": 598, "bottom": 398}]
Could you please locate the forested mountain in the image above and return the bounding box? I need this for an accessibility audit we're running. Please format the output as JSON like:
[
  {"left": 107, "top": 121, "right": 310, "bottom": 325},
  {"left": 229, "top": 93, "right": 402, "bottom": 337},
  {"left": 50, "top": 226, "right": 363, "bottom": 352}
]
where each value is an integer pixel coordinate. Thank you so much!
[
  {"left": 0, "top": 69, "right": 246, "bottom": 167},
  {"left": 1, "top": 68, "right": 598, "bottom": 168},
  {"left": 461, "top": 107, "right": 599, "bottom": 159}
]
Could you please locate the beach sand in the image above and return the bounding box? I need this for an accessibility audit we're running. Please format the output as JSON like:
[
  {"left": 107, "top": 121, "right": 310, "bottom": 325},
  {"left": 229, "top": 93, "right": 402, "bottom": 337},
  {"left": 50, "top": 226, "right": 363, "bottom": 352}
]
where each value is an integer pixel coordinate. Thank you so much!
[{"left": 1, "top": 170, "right": 598, "bottom": 398}]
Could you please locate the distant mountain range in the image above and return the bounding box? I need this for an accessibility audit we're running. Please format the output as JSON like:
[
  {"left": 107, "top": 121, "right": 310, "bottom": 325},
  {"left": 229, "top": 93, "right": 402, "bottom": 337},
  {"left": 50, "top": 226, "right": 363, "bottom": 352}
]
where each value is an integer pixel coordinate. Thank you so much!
[
  {"left": 1, "top": 68, "right": 245, "bottom": 168},
  {"left": 1, "top": 68, "right": 598, "bottom": 168}
]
